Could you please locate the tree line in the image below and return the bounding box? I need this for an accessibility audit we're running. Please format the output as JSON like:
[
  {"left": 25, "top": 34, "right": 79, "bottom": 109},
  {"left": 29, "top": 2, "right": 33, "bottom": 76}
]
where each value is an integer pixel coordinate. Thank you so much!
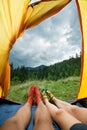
[{"left": 10, "top": 54, "right": 81, "bottom": 82}]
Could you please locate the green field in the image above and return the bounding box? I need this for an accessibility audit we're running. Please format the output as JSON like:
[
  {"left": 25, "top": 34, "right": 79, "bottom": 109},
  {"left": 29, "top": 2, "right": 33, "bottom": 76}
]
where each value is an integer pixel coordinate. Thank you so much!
[{"left": 7, "top": 77, "right": 80, "bottom": 103}]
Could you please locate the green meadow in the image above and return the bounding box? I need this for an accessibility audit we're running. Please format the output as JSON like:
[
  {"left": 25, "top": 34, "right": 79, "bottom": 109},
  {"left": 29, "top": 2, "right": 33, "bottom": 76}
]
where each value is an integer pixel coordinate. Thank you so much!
[{"left": 7, "top": 77, "right": 80, "bottom": 103}]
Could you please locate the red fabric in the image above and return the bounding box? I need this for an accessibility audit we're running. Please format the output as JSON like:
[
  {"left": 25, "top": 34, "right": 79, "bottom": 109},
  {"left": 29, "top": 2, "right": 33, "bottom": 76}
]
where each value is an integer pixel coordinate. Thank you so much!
[
  {"left": 28, "top": 86, "right": 41, "bottom": 105},
  {"left": 28, "top": 86, "right": 35, "bottom": 106},
  {"left": 34, "top": 86, "right": 41, "bottom": 104}
]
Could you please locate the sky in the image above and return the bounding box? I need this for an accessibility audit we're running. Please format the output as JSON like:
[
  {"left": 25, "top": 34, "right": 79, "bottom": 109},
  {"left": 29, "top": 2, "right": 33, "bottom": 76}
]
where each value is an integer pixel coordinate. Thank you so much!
[{"left": 10, "top": 0, "right": 82, "bottom": 68}]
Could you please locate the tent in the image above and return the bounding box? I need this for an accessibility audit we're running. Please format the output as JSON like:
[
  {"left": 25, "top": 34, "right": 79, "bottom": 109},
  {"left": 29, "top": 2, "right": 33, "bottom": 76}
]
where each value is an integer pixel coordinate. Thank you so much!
[
  {"left": 0, "top": 0, "right": 71, "bottom": 98},
  {"left": 0, "top": 0, "right": 87, "bottom": 129}
]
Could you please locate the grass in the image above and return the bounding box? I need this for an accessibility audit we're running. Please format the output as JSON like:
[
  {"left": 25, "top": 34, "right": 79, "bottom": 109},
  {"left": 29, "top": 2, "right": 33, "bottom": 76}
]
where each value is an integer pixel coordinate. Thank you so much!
[{"left": 7, "top": 76, "right": 80, "bottom": 103}]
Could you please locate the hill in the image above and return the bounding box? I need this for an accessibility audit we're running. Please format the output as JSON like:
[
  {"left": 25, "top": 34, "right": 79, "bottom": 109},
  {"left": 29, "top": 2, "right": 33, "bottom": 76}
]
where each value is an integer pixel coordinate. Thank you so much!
[
  {"left": 27, "top": 65, "right": 47, "bottom": 71},
  {"left": 11, "top": 55, "right": 81, "bottom": 82}
]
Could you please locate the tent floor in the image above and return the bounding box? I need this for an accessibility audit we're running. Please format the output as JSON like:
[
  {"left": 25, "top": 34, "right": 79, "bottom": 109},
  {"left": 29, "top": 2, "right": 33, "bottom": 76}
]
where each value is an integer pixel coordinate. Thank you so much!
[
  {"left": 0, "top": 98, "right": 60, "bottom": 130},
  {"left": 0, "top": 98, "right": 86, "bottom": 129}
]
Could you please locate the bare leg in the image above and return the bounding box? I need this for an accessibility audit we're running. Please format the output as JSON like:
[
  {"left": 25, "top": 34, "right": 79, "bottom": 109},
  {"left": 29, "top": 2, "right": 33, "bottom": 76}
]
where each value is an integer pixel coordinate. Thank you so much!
[
  {"left": 45, "top": 89, "right": 71, "bottom": 109},
  {"left": 45, "top": 89, "right": 87, "bottom": 124},
  {"left": 0, "top": 86, "right": 35, "bottom": 130},
  {"left": 0, "top": 102, "right": 31, "bottom": 130},
  {"left": 66, "top": 105, "right": 87, "bottom": 124},
  {"left": 34, "top": 87, "right": 54, "bottom": 130},
  {"left": 52, "top": 97, "right": 71, "bottom": 110},
  {"left": 52, "top": 97, "right": 87, "bottom": 124},
  {"left": 44, "top": 98, "right": 81, "bottom": 130},
  {"left": 34, "top": 101, "right": 54, "bottom": 130}
]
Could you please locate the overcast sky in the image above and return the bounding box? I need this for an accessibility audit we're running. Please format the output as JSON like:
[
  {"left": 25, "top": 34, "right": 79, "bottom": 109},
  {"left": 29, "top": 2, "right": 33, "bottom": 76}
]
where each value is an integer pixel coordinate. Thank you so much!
[{"left": 10, "top": 0, "right": 82, "bottom": 68}]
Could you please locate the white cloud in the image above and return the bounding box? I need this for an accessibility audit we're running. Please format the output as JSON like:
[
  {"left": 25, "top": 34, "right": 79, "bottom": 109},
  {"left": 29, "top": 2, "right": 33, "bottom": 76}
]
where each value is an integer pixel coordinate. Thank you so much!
[{"left": 10, "top": 0, "right": 81, "bottom": 68}]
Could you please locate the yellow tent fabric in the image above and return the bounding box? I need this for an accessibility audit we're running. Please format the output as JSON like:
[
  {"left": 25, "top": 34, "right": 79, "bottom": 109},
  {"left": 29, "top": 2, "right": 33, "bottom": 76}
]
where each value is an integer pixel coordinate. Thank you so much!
[
  {"left": 76, "top": 0, "right": 87, "bottom": 100},
  {"left": 0, "top": 0, "right": 71, "bottom": 98}
]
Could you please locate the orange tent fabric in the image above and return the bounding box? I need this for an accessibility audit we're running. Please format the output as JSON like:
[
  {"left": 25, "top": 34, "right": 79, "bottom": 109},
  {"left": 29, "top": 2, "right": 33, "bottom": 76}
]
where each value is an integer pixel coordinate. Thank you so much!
[
  {"left": 0, "top": 0, "right": 71, "bottom": 98},
  {"left": 76, "top": 0, "right": 87, "bottom": 100}
]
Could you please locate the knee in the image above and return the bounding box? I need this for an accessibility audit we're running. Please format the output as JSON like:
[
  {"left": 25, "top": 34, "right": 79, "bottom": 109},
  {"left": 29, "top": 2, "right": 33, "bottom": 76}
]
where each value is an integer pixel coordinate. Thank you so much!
[
  {"left": 55, "top": 106, "right": 78, "bottom": 117},
  {"left": 6, "top": 117, "right": 17, "bottom": 125},
  {"left": 2, "top": 117, "right": 18, "bottom": 128},
  {"left": 54, "top": 109, "right": 68, "bottom": 120},
  {"left": 70, "top": 105, "right": 79, "bottom": 114},
  {"left": 55, "top": 109, "right": 65, "bottom": 115},
  {"left": 6, "top": 117, "right": 22, "bottom": 129}
]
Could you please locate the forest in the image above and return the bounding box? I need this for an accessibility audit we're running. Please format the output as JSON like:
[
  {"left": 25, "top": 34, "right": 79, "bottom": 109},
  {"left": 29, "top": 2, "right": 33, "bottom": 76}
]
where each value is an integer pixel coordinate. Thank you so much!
[{"left": 10, "top": 54, "right": 81, "bottom": 82}]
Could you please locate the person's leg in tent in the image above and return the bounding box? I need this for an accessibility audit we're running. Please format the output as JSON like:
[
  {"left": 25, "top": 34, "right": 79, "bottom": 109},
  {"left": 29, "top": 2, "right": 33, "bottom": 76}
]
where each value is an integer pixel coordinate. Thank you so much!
[
  {"left": 52, "top": 97, "right": 87, "bottom": 124},
  {"left": 41, "top": 91, "right": 82, "bottom": 130},
  {"left": 33, "top": 86, "right": 54, "bottom": 130},
  {"left": 47, "top": 89, "right": 87, "bottom": 124},
  {"left": 0, "top": 86, "right": 35, "bottom": 130},
  {"left": 43, "top": 89, "right": 87, "bottom": 124},
  {"left": 0, "top": 86, "right": 54, "bottom": 130}
]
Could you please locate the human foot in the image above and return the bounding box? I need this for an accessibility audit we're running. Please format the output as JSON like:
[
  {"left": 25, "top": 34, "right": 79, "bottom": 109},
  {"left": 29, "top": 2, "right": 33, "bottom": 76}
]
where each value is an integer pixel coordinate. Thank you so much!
[
  {"left": 34, "top": 86, "right": 41, "bottom": 104},
  {"left": 41, "top": 89, "right": 47, "bottom": 100},
  {"left": 45, "top": 89, "right": 54, "bottom": 101},
  {"left": 27, "top": 86, "right": 35, "bottom": 106}
]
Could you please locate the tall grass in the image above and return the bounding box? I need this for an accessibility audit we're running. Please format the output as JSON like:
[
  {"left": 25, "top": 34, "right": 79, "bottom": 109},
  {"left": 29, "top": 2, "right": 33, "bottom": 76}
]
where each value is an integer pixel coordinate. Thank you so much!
[{"left": 7, "top": 77, "right": 80, "bottom": 103}]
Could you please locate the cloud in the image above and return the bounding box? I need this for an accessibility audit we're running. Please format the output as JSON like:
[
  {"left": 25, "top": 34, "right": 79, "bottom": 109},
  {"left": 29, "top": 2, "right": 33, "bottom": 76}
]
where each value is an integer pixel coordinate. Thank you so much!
[{"left": 10, "top": 0, "right": 81, "bottom": 68}]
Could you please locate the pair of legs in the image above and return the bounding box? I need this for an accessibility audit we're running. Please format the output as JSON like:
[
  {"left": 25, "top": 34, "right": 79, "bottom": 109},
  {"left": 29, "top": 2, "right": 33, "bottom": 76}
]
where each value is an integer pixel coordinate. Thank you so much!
[
  {"left": 42, "top": 90, "right": 87, "bottom": 130},
  {"left": 0, "top": 86, "right": 54, "bottom": 130}
]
